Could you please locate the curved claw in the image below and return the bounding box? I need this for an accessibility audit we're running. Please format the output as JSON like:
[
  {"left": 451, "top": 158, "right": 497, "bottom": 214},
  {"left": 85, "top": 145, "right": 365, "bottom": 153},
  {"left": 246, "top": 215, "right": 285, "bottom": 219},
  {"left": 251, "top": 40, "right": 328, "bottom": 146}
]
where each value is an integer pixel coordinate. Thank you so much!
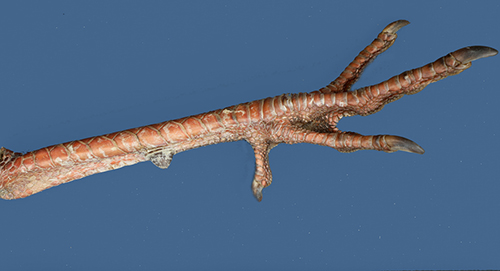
[
  {"left": 384, "top": 135, "right": 425, "bottom": 154},
  {"left": 451, "top": 46, "right": 498, "bottom": 63},
  {"left": 383, "top": 20, "right": 410, "bottom": 34}
]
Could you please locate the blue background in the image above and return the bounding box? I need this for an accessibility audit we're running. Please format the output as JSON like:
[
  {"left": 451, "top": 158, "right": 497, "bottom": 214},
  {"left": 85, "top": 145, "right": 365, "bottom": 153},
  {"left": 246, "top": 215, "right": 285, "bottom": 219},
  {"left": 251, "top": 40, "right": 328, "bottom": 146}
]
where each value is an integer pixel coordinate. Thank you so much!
[{"left": 1, "top": 1, "right": 499, "bottom": 270}]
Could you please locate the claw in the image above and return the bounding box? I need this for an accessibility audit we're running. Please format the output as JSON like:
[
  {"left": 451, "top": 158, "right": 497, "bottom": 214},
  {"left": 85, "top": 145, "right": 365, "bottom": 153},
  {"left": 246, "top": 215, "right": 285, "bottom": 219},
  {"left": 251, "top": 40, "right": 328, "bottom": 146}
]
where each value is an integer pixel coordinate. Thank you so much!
[
  {"left": 383, "top": 20, "right": 410, "bottom": 34},
  {"left": 451, "top": 46, "right": 498, "bottom": 63},
  {"left": 252, "top": 180, "right": 263, "bottom": 202},
  {"left": 384, "top": 135, "right": 425, "bottom": 154}
]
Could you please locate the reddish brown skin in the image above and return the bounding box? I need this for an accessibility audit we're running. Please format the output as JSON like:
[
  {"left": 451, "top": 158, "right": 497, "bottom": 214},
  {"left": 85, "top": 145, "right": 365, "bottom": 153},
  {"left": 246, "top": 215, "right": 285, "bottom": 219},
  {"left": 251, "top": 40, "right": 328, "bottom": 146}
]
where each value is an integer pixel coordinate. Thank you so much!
[{"left": 0, "top": 20, "right": 497, "bottom": 201}]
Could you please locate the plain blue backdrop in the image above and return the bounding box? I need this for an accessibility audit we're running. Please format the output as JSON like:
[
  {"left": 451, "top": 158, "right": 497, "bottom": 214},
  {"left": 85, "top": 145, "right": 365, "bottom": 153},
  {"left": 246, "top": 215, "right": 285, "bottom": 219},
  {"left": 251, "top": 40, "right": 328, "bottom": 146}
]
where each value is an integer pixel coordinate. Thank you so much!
[{"left": 1, "top": 1, "right": 499, "bottom": 270}]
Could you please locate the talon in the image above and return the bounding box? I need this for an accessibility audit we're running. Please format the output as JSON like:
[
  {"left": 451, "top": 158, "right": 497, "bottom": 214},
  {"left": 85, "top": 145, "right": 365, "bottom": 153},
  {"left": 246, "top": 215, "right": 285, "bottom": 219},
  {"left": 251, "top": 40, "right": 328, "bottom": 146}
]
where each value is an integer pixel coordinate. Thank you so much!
[
  {"left": 383, "top": 20, "right": 410, "bottom": 34},
  {"left": 252, "top": 180, "right": 263, "bottom": 202},
  {"left": 384, "top": 135, "right": 425, "bottom": 154},
  {"left": 451, "top": 46, "right": 498, "bottom": 63}
]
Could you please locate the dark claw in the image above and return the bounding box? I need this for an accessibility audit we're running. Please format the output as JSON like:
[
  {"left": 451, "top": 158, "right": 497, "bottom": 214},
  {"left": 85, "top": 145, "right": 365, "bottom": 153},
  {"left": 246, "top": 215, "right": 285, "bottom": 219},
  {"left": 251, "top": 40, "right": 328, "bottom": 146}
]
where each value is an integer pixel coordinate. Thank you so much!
[
  {"left": 383, "top": 20, "right": 410, "bottom": 34},
  {"left": 384, "top": 135, "right": 425, "bottom": 154},
  {"left": 451, "top": 46, "right": 498, "bottom": 63}
]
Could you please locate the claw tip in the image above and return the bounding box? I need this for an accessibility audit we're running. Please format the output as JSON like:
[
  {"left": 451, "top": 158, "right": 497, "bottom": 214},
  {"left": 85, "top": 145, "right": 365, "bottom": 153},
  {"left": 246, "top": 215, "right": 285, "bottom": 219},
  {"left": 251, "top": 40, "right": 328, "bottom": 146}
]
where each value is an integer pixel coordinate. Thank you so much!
[
  {"left": 385, "top": 135, "right": 425, "bottom": 154},
  {"left": 384, "top": 20, "right": 410, "bottom": 33},
  {"left": 252, "top": 181, "right": 263, "bottom": 202},
  {"left": 452, "top": 46, "right": 498, "bottom": 63}
]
